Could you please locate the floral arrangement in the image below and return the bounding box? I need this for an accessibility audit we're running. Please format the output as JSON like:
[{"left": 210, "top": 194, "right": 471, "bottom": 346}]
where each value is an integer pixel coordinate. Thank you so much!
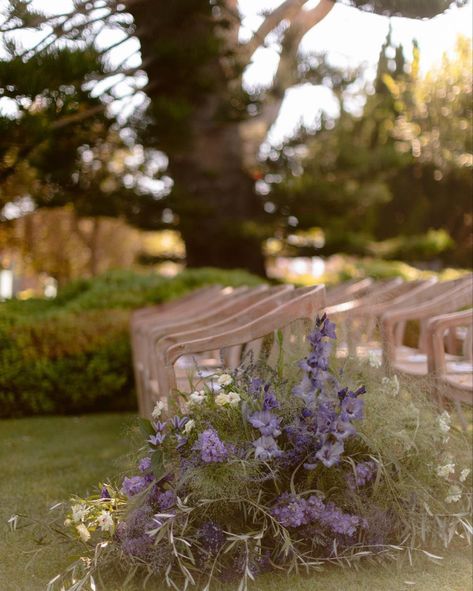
[{"left": 49, "top": 316, "right": 471, "bottom": 591}]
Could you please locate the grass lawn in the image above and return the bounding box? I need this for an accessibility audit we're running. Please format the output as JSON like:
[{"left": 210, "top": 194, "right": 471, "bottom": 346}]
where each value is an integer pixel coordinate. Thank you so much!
[{"left": 0, "top": 414, "right": 471, "bottom": 591}]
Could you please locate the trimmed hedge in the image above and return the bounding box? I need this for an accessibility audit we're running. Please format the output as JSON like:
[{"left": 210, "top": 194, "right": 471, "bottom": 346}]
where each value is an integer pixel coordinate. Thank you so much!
[{"left": 0, "top": 268, "right": 263, "bottom": 417}]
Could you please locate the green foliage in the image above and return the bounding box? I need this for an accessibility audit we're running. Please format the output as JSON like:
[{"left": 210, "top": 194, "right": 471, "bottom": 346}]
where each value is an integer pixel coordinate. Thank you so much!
[{"left": 0, "top": 268, "right": 263, "bottom": 417}]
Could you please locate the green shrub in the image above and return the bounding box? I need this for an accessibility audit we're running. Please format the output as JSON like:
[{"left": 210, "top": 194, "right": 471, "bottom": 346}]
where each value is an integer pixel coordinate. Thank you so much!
[{"left": 0, "top": 268, "right": 263, "bottom": 417}]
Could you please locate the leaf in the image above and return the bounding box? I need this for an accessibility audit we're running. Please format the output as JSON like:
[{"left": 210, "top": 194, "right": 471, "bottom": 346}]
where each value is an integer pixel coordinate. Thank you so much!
[
  {"left": 151, "top": 449, "right": 165, "bottom": 479},
  {"left": 137, "top": 417, "right": 155, "bottom": 439}
]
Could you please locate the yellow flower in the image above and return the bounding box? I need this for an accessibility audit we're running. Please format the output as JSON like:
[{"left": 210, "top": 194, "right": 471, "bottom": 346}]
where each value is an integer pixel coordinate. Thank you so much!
[{"left": 76, "top": 523, "right": 91, "bottom": 542}]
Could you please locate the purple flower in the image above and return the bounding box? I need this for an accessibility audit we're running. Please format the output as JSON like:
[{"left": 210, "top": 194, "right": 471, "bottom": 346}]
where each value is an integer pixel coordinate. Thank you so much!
[
  {"left": 347, "top": 460, "right": 378, "bottom": 489},
  {"left": 193, "top": 428, "right": 228, "bottom": 463},
  {"left": 148, "top": 432, "right": 166, "bottom": 446},
  {"left": 315, "top": 440, "right": 344, "bottom": 468},
  {"left": 332, "top": 419, "right": 356, "bottom": 440},
  {"left": 249, "top": 378, "right": 264, "bottom": 396},
  {"left": 315, "top": 402, "right": 337, "bottom": 434},
  {"left": 121, "top": 475, "right": 149, "bottom": 497},
  {"left": 271, "top": 493, "right": 309, "bottom": 528},
  {"left": 153, "top": 420, "right": 168, "bottom": 432},
  {"left": 156, "top": 489, "right": 177, "bottom": 511},
  {"left": 340, "top": 396, "right": 364, "bottom": 421},
  {"left": 248, "top": 410, "right": 282, "bottom": 437},
  {"left": 253, "top": 436, "right": 282, "bottom": 461},
  {"left": 100, "top": 485, "right": 111, "bottom": 499},
  {"left": 319, "top": 503, "right": 360, "bottom": 537},
  {"left": 121, "top": 535, "right": 153, "bottom": 558},
  {"left": 139, "top": 457, "right": 152, "bottom": 472},
  {"left": 170, "top": 415, "right": 188, "bottom": 430},
  {"left": 292, "top": 375, "right": 316, "bottom": 401},
  {"left": 175, "top": 434, "right": 188, "bottom": 450},
  {"left": 263, "top": 388, "right": 279, "bottom": 410}
]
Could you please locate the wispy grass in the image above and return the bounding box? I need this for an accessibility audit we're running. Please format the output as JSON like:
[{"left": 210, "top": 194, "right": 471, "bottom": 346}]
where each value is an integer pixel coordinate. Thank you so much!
[{"left": 0, "top": 414, "right": 471, "bottom": 591}]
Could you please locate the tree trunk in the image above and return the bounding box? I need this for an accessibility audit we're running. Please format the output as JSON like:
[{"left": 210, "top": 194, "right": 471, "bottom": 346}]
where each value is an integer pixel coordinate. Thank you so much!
[{"left": 127, "top": 0, "right": 267, "bottom": 276}]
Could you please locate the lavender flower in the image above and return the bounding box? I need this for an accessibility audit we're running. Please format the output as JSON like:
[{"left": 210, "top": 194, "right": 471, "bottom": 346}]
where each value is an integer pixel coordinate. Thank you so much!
[
  {"left": 170, "top": 416, "right": 188, "bottom": 431},
  {"left": 148, "top": 432, "right": 166, "bottom": 446},
  {"left": 315, "top": 402, "right": 337, "bottom": 434},
  {"left": 271, "top": 493, "right": 309, "bottom": 528},
  {"left": 175, "top": 434, "right": 188, "bottom": 450},
  {"left": 253, "top": 436, "right": 282, "bottom": 461},
  {"left": 249, "top": 378, "right": 264, "bottom": 396},
  {"left": 248, "top": 410, "right": 282, "bottom": 437},
  {"left": 193, "top": 428, "right": 228, "bottom": 463},
  {"left": 153, "top": 420, "right": 167, "bottom": 432},
  {"left": 347, "top": 460, "right": 378, "bottom": 489},
  {"left": 292, "top": 375, "right": 316, "bottom": 401},
  {"left": 332, "top": 419, "right": 356, "bottom": 440},
  {"left": 100, "top": 485, "right": 111, "bottom": 499},
  {"left": 315, "top": 440, "right": 344, "bottom": 468},
  {"left": 263, "top": 387, "right": 279, "bottom": 410},
  {"left": 156, "top": 489, "right": 177, "bottom": 511},
  {"left": 139, "top": 457, "right": 152, "bottom": 472},
  {"left": 121, "top": 475, "right": 150, "bottom": 497},
  {"left": 319, "top": 503, "right": 360, "bottom": 537},
  {"left": 340, "top": 396, "right": 364, "bottom": 421}
]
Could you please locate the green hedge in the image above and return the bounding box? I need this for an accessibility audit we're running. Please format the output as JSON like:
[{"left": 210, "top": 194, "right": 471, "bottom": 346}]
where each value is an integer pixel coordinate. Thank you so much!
[{"left": 0, "top": 268, "right": 262, "bottom": 417}]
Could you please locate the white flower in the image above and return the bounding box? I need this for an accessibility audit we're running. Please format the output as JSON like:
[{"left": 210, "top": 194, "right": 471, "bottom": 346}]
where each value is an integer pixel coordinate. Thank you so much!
[
  {"left": 189, "top": 390, "right": 206, "bottom": 405},
  {"left": 217, "top": 373, "right": 233, "bottom": 387},
  {"left": 382, "top": 375, "right": 399, "bottom": 396},
  {"left": 437, "top": 411, "right": 451, "bottom": 434},
  {"left": 227, "top": 391, "right": 241, "bottom": 407},
  {"left": 368, "top": 351, "right": 382, "bottom": 368},
  {"left": 445, "top": 485, "right": 462, "bottom": 504},
  {"left": 460, "top": 468, "right": 471, "bottom": 482},
  {"left": 64, "top": 518, "right": 72, "bottom": 527},
  {"left": 97, "top": 510, "right": 114, "bottom": 532},
  {"left": 184, "top": 419, "right": 195, "bottom": 434},
  {"left": 71, "top": 503, "right": 87, "bottom": 523},
  {"left": 215, "top": 393, "right": 230, "bottom": 406},
  {"left": 151, "top": 400, "right": 166, "bottom": 420},
  {"left": 76, "top": 523, "right": 91, "bottom": 542},
  {"left": 436, "top": 463, "right": 455, "bottom": 479}
]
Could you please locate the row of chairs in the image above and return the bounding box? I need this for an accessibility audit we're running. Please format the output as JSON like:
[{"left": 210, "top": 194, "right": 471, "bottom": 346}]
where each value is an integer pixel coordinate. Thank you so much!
[{"left": 130, "top": 275, "right": 472, "bottom": 424}]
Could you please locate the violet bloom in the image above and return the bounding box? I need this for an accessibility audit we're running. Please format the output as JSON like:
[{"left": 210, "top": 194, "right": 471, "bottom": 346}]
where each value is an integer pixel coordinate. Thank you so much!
[
  {"left": 153, "top": 420, "right": 167, "bottom": 432},
  {"left": 315, "top": 402, "right": 337, "bottom": 434},
  {"left": 249, "top": 378, "right": 264, "bottom": 396},
  {"left": 347, "top": 460, "right": 378, "bottom": 489},
  {"left": 263, "top": 387, "right": 279, "bottom": 410},
  {"left": 100, "top": 485, "right": 111, "bottom": 499},
  {"left": 292, "top": 375, "right": 316, "bottom": 401},
  {"left": 170, "top": 415, "right": 188, "bottom": 431},
  {"left": 156, "top": 489, "right": 177, "bottom": 511},
  {"left": 121, "top": 475, "right": 149, "bottom": 497},
  {"left": 194, "top": 428, "right": 228, "bottom": 463},
  {"left": 340, "top": 396, "right": 364, "bottom": 421},
  {"left": 253, "top": 435, "right": 282, "bottom": 461},
  {"left": 248, "top": 410, "right": 282, "bottom": 437},
  {"left": 139, "top": 457, "right": 152, "bottom": 472},
  {"left": 271, "top": 493, "right": 309, "bottom": 528},
  {"left": 332, "top": 418, "right": 356, "bottom": 440},
  {"left": 315, "top": 440, "right": 344, "bottom": 468},
  {"left": 175, "top": 434, "right": 188, "bottom": 450},
  {"left": 319, "top": 503, "right": 360, "bottom": 537},
  {"left": 148, "top": 432, "right": 166, "bottom": 446}
]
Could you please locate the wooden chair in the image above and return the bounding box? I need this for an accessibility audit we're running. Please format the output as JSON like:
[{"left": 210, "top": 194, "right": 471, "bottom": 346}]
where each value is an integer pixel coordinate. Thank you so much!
[
  {"left": 149, "top": 285, "right": 326, "bottom": 415},
  {"left": 140, "top": 284, "right": 294, "bottom": 416},
  {"left": 381, "top": 276, "right": 473, "bottom": 376},
  {"left": 325, "top": 278, "right": 374, "bottom": 306},
  {"left": 426, "top": 308, "right": 473, "bottom": 429},
  {"left": 132, "top": 286, "right": 250, "bottom": 415}
]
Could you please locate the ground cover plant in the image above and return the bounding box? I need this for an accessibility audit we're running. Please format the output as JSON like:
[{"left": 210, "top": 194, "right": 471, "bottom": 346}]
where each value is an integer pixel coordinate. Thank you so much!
[
  {"left": 31, "top": 316, "right": 472, "bottom": 591},
  {"left": 0, "top": 268, "right": 262, "bottom": 417}
]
